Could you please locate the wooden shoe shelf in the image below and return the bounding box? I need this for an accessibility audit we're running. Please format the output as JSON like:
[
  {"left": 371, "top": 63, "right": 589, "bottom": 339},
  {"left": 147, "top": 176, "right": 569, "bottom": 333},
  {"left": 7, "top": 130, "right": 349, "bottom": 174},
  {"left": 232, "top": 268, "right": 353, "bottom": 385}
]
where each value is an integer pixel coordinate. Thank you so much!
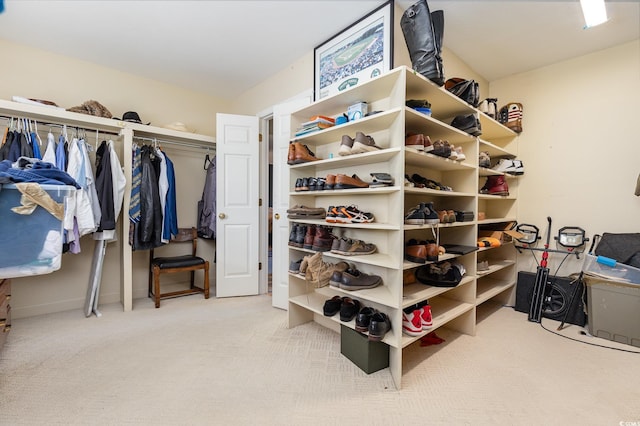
[{"left": 286, "top": 66, "right": 518, "bottom": 389}]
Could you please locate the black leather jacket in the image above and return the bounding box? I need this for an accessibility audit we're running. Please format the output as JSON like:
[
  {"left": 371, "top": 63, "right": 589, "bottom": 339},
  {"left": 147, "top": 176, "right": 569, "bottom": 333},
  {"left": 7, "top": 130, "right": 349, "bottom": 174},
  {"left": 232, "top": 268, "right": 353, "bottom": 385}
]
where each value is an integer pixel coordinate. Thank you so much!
[{"left": 133, "top": 145, "right": 163, "bottom": 250}]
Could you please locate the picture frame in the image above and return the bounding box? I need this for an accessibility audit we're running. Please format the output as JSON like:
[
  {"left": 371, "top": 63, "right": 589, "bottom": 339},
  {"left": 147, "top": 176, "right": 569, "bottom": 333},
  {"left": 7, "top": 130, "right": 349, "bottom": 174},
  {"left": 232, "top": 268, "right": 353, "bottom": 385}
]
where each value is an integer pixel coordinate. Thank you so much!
[{"left": 313, "top": 0, "right": 394, "bottom": 101}]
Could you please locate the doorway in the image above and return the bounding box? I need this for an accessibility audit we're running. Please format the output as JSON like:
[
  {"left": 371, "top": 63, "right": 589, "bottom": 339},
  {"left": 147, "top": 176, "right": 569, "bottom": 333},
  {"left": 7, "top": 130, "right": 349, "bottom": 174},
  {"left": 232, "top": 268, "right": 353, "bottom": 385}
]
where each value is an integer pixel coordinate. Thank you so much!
[{"left": 259, "top": 112, "right": 274, "bottom": 295}]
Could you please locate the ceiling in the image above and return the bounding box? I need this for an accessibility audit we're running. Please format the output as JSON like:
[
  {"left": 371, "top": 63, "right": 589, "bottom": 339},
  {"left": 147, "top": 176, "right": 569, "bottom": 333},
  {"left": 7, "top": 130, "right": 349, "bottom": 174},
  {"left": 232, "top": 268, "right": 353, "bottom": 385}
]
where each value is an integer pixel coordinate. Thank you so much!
[{"left": 0, "top": 1, "right": 638, "bottom": 100}]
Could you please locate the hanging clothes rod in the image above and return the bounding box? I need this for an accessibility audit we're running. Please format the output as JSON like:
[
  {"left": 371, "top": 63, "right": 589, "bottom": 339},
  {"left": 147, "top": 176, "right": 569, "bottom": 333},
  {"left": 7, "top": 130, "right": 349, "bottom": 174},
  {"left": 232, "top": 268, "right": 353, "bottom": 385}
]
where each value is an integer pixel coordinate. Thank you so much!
[
  {"left": 133, "top": 136, "right": 214, "bottom": 151},
  {"left": 0, "top": 115, "right": 121, "bottom": 137}
]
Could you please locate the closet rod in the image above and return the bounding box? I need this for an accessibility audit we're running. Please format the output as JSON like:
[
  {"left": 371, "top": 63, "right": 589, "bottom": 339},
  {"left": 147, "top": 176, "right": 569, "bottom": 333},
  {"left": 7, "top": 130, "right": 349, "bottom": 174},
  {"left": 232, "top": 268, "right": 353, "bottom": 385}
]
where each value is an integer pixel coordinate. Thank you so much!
[
  {"left": 133, "top": 136, "right": 214, "bottom": 151},
  {"left": 0, "top": 115, "right": 121, "bottom": 137}
]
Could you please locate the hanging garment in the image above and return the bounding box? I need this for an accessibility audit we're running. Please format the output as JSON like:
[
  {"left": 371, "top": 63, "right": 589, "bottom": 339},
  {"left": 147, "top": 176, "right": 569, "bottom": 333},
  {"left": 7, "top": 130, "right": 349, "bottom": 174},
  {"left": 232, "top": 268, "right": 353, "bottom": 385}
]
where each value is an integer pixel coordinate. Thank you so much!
[
  {"left": 93, "top": 140, "right": 126, "bottom": 242},
  {"left": 161, "top": 151, "right": 178, "bottom": 242},
  {"left": 198, "top": 155, "right": 216, "bottom": 239},
  {"left": 64, "top": 138, "right": 101, "bottom": 252},
  {"left": 19, "top": 130, "right": 33, "bottom": 159},
  {"left": 30, "top": 131, "right": 42, "bottom": 160},
  {"left": 7, "top": 131, "right": 22, "bottom": 162},
  {"left": 41, "top": 132, "right": 56, "bottom": 166},
  {"left": 55, "top": 133, "right": 67, "bottom": 171},
  {"left": 155, "top": 148, "right": 170, "bottom": 243},
  {"left": 131, "top": 145, "right": 163, "bottom": 251},
  {"left": 0, "top": 130, "right": 12, "bottom": 161},
  {"left": 129, "top": 144, "right": 142, "bottom": 222}
]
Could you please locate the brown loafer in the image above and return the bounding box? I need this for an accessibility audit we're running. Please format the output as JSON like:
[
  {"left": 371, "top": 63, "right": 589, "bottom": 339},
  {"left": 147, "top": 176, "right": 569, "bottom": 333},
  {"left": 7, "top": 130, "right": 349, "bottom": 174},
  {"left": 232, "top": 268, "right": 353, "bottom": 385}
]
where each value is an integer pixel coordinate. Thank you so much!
[
  {"left": 334, "top": 173, "right": 369, "bottom": 189},
  {"left": 292, "top": 142, "right": 320, "bottom": 164}
]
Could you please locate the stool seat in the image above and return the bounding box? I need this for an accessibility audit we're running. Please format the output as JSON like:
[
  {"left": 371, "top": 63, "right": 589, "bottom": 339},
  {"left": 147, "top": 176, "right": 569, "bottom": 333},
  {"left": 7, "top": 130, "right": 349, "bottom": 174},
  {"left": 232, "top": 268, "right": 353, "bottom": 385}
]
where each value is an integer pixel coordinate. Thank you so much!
[
  {"left": 148, "top": 227, "right": 210, "bottom": 308},
  {"left": 152, "top": 255, "right": 205, "bottom": 269}
]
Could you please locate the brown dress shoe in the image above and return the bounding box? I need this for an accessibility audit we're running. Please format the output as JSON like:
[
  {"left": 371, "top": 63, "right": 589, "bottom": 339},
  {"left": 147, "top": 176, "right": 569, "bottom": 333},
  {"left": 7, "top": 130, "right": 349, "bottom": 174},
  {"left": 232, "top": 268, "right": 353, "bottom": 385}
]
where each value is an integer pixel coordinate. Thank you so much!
[
  {"left": 287, "top": 142, "right": 296, "bottom": 164},
  {"left": 405, "top": 133, "right": 425, "bottom": 150},
  {"left": 292, "top": 142, "right": 320, "bottom": 164},
  {"left": 334, "top": 174, "right": 369, "bottom": 189},
  {"left": 425, "top": 243, "right": 439, "bottom": 261},
  {"left": 405, "top": 244, "right": 427, "bottom": 263},
  {"left": 325, "top": 174, "right": 336, "bottom": 190}
]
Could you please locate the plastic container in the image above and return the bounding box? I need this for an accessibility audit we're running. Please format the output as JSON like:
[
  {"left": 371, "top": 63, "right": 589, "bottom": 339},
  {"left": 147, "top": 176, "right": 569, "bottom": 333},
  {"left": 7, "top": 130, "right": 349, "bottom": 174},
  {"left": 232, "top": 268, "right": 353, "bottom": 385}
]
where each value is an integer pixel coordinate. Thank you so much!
[
  {"left": 582, "top": 254, "right": 640, "bottom": 348},
  {"left": 0, "top": 184, "right": 75, "bottom": 278},
  {"left": 582, "top": 254, "right": 640, "bottom": 284}
]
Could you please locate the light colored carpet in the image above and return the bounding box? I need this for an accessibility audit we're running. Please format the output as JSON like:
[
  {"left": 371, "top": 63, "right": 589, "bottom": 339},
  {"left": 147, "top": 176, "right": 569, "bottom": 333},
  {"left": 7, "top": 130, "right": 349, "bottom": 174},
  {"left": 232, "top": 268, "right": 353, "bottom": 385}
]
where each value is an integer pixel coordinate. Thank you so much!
[{"left": 1, "top": 295, "right": 639, "bottom": 425}]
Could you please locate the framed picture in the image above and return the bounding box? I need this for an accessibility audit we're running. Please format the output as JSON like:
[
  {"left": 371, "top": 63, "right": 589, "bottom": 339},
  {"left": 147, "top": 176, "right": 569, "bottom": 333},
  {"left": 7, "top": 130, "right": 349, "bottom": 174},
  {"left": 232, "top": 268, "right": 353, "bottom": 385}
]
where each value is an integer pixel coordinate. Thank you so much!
[{"left": 314, "top": 0, "right": 394, "bottom": 100}]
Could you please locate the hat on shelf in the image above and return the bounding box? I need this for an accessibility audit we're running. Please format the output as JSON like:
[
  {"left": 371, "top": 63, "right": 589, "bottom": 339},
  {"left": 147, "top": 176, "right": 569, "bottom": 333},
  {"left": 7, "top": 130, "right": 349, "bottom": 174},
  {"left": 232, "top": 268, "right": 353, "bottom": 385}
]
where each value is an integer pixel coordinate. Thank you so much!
[
  {"left": 162, "top": 122, "right": 194, "bottom": 133},
  {"left": 114, "top": 111, "right": 150, "bottom": 125},
  {"left": 67, "top": 100, "right": 113, "bottom": 118}
]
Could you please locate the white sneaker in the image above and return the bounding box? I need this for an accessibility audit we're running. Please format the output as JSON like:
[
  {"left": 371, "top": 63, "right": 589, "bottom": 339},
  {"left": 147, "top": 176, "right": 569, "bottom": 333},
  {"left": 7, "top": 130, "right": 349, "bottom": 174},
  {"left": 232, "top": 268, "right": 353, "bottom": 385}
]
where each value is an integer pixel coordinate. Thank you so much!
[
  {"left": 491, "top": 158, "right": 516, "bottom": 174},
  {"left": 512, "top": 159, "right": 525, "bottom": 175},
  {"left": 454, "top": 146, "right": 466, "bottom": 161},
  {"left": 402, "top": 310, "right": 423, "bottom": 336}
]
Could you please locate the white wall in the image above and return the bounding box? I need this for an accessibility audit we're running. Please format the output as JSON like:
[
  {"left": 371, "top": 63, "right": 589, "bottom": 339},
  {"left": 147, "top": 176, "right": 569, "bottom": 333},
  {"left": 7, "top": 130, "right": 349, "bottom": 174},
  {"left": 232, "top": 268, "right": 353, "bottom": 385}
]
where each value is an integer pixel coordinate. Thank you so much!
[{"left": 490, "top": 39, "right": 640, "bottom": 274}]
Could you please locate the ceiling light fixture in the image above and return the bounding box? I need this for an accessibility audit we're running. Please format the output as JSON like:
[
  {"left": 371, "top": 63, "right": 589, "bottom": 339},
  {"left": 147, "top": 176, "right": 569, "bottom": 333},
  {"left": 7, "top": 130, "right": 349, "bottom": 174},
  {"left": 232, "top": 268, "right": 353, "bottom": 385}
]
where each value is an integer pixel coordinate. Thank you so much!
[{"left": 580, "top": 0, "right": 608, "bottom": 29}]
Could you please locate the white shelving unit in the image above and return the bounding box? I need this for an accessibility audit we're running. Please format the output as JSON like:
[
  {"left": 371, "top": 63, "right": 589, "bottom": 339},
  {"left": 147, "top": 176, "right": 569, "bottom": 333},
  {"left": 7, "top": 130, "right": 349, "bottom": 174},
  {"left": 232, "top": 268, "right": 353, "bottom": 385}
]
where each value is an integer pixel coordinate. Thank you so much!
[{"left": 286, "top": 66, "right": 518, "bottom": 389}]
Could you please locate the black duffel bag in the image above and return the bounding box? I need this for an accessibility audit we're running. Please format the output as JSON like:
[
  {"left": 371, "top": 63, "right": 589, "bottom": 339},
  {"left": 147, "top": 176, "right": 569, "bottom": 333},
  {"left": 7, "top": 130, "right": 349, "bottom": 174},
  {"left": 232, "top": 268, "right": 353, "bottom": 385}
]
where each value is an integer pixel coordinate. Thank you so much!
[
  {"left": 445, "top": 78, "right": 479, "bottom": 107},
  {"left": 594, "top": 233, "right": 640, "bottom": 268}
]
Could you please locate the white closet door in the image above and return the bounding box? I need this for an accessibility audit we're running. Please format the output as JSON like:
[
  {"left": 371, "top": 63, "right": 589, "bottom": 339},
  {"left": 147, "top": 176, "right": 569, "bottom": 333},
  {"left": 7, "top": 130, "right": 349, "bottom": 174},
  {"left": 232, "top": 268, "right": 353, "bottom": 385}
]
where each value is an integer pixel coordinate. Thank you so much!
[{"left": 216, "top": 113, "right": 260, "bottom": 297}]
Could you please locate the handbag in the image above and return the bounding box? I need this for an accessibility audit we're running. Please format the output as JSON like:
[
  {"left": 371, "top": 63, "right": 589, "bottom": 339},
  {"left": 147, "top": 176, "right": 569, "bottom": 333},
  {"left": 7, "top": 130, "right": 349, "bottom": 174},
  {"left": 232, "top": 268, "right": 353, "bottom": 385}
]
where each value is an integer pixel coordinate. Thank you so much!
[{"left": 445, "top": 78, "right": 479, "bottom": 107}]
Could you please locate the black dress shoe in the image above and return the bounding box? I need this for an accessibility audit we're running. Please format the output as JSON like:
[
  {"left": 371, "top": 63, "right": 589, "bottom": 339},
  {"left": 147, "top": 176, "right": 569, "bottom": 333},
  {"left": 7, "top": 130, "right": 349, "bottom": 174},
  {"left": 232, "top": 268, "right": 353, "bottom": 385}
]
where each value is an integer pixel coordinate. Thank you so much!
[
  {"left": 355, "top": 307, "right": 376, "bottom": 332},
  {"left": 339, "top": 297, "right": 361, "bottom": 322},
  {"left": 323, "top": 296, "right": 343, "bottom": 317},
  {"left": 368, "top": 312, "right": 391, "bottom": 341}
]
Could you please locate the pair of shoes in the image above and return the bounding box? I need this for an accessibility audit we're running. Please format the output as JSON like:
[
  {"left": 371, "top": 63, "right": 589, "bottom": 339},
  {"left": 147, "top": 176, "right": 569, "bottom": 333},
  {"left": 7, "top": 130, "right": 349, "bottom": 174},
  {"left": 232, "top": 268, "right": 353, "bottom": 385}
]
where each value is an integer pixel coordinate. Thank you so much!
[
  {"left": 402, "top": 302, "right": 433, "bottom": 336},
  {"left": 330, "top": 264, "right": 382, "bottom": 291},
  {"left": 477, "top": 260, "right": 490, "bottom": 271},
  {"left": 369, "top": 172, "right": 394, "bottom": 187},
  {"left": 451, "top": 113, "right": 482, "bottom": 136},
  {"left": 404, "top": 202, "right": 440, "bottom": 225},
  {"left": 447, "top": 144, "right": 466, "bottom": 161},
  {"left": 330, "top": 238, "right": 377, "bottom": 256},
  {"left": 408, "top": 173, "right": 453, "bottom": 191},
  {"left": 302, "top": 253, "right": 347, "bottom": 288},
  {"left": 437, "top": 210, "right": 456, "bottom": 223},
  {"left": 286, "top": 205, "right": 326, "bottom": 219},
  {"left": 322, "top": 295, "right": 362, "bottom": 321},
  {"left": 301, "top": 225, "right": 335, "bottom": 252},
  {"left": 491, "top": 158, "right": 524, "bottom": 175},
  {"left": 431, "top": 140, "right": 452, "bottom": 158},
  {"left": 339, "top": 132, "right": 382, "bottom": 156},
  {"left": 415, "top": 261, "right": 466, "bottom": 287},
  {"left": 405, "top": 133, "right": 434, "bottom": 153},
  {"left": 287, "top": 142, "right": 320, "bottom": 164},
  {"left": 333, "top": 173, "right": 370, "bottom": 189},
  {"left": 405, "top": 239, "right": 439, "bottom": 263},
  {"left": 288, "top": 223, "right": 307, "bottom": 248},
  {"left": 326, "top": 205, "right": 374, "bottom": 224},
  {"left": 288, "top": 258, "right": 302, "bottom": 273},
  {"left": 479, "top": 151, "right": 491, "bottom": 168},
  {"left": 479, "top": 175, "right": 509, "bottom": 196},
  {"left": 294, "top": 176, "right": 326, "bottom": 191}
]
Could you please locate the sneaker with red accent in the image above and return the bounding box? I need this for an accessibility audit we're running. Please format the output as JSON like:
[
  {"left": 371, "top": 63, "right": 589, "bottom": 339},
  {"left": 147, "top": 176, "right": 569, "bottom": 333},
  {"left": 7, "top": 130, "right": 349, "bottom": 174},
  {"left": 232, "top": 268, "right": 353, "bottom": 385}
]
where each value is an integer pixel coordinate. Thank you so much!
[
  {"left": 402, "top": 308, "right": 423, "bottom": 336},
  {"left": 420, "top": 304, "right": 433, "bottom": 329}
]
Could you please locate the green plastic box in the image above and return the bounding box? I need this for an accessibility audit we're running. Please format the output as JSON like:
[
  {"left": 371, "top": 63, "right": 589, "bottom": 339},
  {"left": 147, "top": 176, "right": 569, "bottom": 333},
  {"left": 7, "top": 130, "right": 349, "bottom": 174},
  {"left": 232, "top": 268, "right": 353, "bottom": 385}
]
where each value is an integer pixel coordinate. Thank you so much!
[{"left": 340, "top": 325, "right": 389, "bottom": 374}]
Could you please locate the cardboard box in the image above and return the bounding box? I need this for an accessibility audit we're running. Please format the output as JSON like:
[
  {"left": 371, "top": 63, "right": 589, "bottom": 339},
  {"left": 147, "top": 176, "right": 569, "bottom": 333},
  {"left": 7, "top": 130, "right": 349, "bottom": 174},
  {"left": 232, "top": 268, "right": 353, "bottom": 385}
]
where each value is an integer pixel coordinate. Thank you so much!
[
  {"left": 478, "top": 221, "right": 522, "bottom": 243},
  {"left": 478, "top": 229, "right": 522, "bottom": 244},
  {"left": 340, "top": 325, "right": 389, "bottom": 374},
  {"left": 347, "top": 102, "right": 368, "bottom": 121}
]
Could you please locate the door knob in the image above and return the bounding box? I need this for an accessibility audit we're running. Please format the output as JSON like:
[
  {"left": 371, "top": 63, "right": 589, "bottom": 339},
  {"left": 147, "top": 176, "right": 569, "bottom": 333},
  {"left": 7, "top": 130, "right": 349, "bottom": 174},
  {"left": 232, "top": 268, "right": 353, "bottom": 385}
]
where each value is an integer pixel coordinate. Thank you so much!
[
  {"left": 218, "top": 213, "right": 226, "bottom": 219},
  {"left": 274, "top": 213, "right": 280, "bottom": 220}
]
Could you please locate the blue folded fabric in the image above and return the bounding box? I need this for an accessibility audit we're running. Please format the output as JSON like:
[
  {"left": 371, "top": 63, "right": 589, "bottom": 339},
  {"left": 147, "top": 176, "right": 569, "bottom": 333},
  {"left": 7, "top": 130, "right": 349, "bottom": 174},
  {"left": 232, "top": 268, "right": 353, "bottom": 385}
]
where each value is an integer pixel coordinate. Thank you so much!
[{"left": 0, "top": 159, "right": 80, "bottom": 188}]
